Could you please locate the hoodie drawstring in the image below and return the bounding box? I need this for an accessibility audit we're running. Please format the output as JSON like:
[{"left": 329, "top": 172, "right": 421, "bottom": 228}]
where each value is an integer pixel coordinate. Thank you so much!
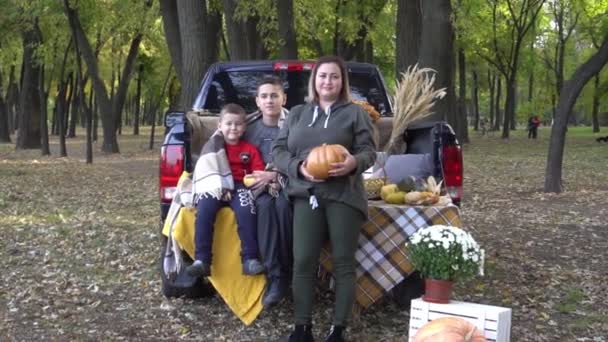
[
  {"left": 308, "top": 105, "right": 331, "bottom": 128},
  {"left": 308, "top": 106, "right": 319, "bottom": 127},
  {"left": 323, "top": 106, "right": 331, "bottom": 128}
]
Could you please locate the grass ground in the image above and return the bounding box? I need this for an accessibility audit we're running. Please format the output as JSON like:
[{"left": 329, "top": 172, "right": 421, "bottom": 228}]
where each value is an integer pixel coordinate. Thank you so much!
[{"left": 0, "top": 126, "right": 607, "bottom": 341}]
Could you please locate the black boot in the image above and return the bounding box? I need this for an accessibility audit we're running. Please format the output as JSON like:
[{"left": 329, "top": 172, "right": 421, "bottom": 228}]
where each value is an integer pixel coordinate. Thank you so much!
[
  {"left": 263, "top": 277, "right": 287, "bottom": 308},
  {"left": 281, "top": 324, "right": 314, "bottom": 342},
  {"left": 323, "top": 325, "right": 344, "bottom": 342}
]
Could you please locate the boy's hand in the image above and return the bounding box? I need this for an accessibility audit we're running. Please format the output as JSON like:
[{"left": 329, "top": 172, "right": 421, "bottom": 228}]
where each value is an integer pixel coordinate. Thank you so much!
[
  {"left": 251, "top": 170, "right": 276, "bottom": 189},
  {"left": 221, "top": 190, "right": 232, "bottom": 202}
]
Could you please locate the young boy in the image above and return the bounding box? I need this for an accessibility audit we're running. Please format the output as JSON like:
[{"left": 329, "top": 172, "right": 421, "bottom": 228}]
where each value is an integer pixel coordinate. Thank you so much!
[{"left": 188, "top": 103, "right": 266, "bottom": 277}]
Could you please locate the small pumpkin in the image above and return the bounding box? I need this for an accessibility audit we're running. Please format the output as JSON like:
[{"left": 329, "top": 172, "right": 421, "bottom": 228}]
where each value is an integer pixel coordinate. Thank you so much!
[
  {"left": 243, "top": 174, "right": 256, "bottom": 188},
  {"left": 305, "top": 144, "right": 348, "bottom": 180},
  {"left": 414, "top": 317, "right": 487, "bottom": 342}
]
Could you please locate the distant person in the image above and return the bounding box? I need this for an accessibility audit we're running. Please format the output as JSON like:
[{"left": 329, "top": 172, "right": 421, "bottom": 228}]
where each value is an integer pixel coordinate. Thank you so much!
[
  {"left": 188, "top": 103, "right": 266, "bottom": 278},
  {"left": 528, "top": 115, "right": 540, "bottom": 139},
  {"left": 479, "top": 118, "right": 488, "bottom": 136}
]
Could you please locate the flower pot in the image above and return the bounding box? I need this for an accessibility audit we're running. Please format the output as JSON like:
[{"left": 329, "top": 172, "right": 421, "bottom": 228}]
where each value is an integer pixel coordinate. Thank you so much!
[{"left": 422, "top": 278, "right": 453, "bottom": 304}]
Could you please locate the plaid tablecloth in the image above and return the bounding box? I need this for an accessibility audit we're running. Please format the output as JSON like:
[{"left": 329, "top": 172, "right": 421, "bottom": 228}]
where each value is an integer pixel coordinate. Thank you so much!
[{"left": 319, "top": 201, "right": 462, "bottom": 310}]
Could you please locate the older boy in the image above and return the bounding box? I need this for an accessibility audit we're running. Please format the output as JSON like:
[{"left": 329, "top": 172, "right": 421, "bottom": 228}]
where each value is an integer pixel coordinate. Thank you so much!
[{"left": 243, "top": 76, "right": 293, "bottom": 307}]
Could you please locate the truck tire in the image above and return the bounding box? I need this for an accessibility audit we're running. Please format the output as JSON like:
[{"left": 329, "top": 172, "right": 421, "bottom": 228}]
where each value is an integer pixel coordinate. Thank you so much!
[
  {"left": 391, "top": 271, "right": 425, "bottom": 309},
  {"left": 159, "top": 235, "right": 215, "bottom": 298}
]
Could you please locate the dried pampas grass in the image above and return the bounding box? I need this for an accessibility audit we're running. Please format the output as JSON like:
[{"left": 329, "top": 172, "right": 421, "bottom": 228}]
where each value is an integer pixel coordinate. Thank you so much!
[{"left": 384, "top": 64, "right": 446, "bottom": 154}]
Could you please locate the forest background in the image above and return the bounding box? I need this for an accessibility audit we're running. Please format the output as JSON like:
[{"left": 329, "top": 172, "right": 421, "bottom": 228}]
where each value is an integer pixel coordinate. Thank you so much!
[{"left": 1, "top": 0, "right": 608, "bottom": 192}]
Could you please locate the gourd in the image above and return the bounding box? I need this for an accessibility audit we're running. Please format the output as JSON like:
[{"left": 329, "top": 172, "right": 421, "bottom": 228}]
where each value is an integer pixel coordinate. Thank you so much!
[
  {"left": 243, "top": 174, "right": 256, "bottom": 188},
  {"left": 384, "top": 191, "right": 406, "bottom": 204},
  {"left": 380, "top": 184, "right": 399, "bottom": 201},
  {"left": 305, "top": 144, "right": 348, "bottom": 180},
  {"left": 414, "top": 317, "right": 487, "bottom": 342}
]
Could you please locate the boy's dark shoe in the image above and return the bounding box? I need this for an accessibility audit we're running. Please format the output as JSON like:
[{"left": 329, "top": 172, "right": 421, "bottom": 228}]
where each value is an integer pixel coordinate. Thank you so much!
[
  {"left": 323, "top": 325, "right": 344, "bottom": 342},
  {"left": 262, "top": 278, "right": 287, "bottom": 308},
  {"left": 186, "top": 260, "right": 211, "bottom": 277},
  {"left": 242, "top": 259, "right": 265, "bottom": 275},
  {"left": 280, "top": 324, "right": 314, "bottom": 342}
]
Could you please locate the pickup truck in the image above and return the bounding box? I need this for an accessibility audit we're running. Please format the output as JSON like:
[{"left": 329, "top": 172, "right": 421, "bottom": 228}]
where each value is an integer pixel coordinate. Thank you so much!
[{"left": 158, "top": 60, "right": 464, "bottom": 304}]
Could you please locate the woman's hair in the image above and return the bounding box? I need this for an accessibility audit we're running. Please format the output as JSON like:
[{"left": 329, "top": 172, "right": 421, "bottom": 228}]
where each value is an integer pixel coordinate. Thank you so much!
[
  {"left": 257, "top": 75, "right": 284, "bottom": 93},
  {"left": 219, "top": 103, "right": 246, "bottom": 121},
  {"left": 307, "top": 55, "right": 351, "bottom": 104}
]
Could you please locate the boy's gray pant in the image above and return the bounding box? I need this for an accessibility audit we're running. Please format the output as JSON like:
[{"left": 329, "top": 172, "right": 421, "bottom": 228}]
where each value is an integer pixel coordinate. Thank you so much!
[{"left": 256, "top": 191, "right": 293, "bottom": 281}]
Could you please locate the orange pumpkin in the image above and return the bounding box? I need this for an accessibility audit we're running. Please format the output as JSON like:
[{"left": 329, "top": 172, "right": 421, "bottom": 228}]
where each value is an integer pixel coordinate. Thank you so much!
[
  {"left": 414, "top": 317, "right": 487, "bottom": 342},
  {"left": 305, "top": 144, "right": 349, "bottom": 180}
]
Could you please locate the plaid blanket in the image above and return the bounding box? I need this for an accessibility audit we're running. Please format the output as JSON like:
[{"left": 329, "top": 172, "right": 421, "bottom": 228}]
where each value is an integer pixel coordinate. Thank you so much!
[
  {"left": 192, "top": 130, "right": 234, "bottom": 203},
  {"left": 319, "top": 201, "right": 462, "bottom": 310}
]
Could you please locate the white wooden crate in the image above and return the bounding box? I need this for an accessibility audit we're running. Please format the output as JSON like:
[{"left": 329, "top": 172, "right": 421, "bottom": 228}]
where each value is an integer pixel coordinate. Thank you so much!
[{"left": 408, "top": 298, "right": 512, "bottom": 342}]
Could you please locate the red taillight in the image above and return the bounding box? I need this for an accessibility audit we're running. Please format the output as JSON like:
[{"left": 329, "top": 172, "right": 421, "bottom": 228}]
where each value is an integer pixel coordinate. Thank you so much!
[
  {"left": 160, "top": 145, "right": 184, "bottom": 203},
  {"left": 442, "top": 144, "right": 463, "bottom": 203},
  {"left": 273, "top": 62, "right": 314, "bottom": 71}
]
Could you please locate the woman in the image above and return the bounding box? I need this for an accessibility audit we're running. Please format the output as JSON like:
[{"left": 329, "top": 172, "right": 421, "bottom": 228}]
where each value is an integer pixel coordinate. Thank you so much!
[{"left": 272, "top": 56, "right": 376, "bottom": 342}]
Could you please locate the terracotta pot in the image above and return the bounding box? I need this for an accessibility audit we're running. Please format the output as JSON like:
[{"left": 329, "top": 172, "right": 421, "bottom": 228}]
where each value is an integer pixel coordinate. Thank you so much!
[{"left": 423, "top": 278, "right": 453, "bottom": 304}]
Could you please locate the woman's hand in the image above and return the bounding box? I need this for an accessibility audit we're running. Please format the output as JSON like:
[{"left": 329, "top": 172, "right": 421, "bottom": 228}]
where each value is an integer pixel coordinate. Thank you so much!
[
  {"left": 299, "top": 161, "right": 325, "bottom": 183},
  {"left": 328, "top": 151, "right": 357, "bottom": 177},
  {"left": 250, "top": 170, "right": 276, "bottom": 189}
]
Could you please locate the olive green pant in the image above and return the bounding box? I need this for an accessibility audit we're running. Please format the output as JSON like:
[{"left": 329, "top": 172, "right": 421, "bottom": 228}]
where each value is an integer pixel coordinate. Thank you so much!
[{"left": 292, "top": 197, "right": 364, "bottom": 326}]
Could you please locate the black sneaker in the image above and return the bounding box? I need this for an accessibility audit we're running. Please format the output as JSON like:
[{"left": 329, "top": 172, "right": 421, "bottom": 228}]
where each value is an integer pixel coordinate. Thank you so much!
[
  {"left": 262, "top": 278, "right": 287, "bottom": 308},
  {"left": 280, "top": 324, "right": 314, "bottom": 342},
  {"left": 242, "top": 259, "right": 265, "bottom": 275},
  {"left": 186, "top": 260, "right": 211, "bottom": 277},
  {"left": 323, "top": 325, "right": 344, "bottom": 342}
]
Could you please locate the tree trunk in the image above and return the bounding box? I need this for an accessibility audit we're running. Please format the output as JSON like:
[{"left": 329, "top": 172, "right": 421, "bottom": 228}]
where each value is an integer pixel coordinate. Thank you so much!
[
  {"left": 592, "top": 74, "right": 600, "bottom": 133},
  {"left": 472, "top": 70, "right": 480, "bottom": 131},
  {"left": 545, "top": 34, "right": 608, "bottom": 193},
  {"left": 0, "top": 94, "right": 9, "bottom": 143},
  {"left": 487, "top": 70, "right": 495, "bottom": 129},
  {"left": 245, "top": 14, "right": 269, "bottom": 59},
  {"left": 67, "top": 84, "right": 79, "bottom": 138},
  {"left": 223, "top": 0, "right": 248, "bottom": 61},
  {"left": 528, "top": 38, "right": 535, "bottom": 102},
  {"left": 419, "top": 0, "right": 455, "bottom": 124},
  {"left": 39, "top": 67, "right": 50, "bottom": 156},
  {"left": 510, "top": 79, "right": 517, "bottom": 130},
  {"left": 113, "top": 34, "right": 143, "bottom": 133},
  {"left": 502, "top": 74, "right": 516, "bottom": 139},
  {"left": 160, "top": 0, "right": 183, "bottom": 84},
  {"left": 0, "top": 69, "right": 11, "bottom": 143},
  {"left": 65, "top": 1, "right": 115, "bottom": 152},
  {"left": 74, "top": 43, "right": 93, "bottom": 164},
  {"left": 133, "top": 64, "right": 142, "bottom": 135},
  {"left": 64, "top": 0, "right": 145, "bottom": 153},
  {"left": 6, "top": 66, "right": 19, "bottom": 134},
  {"left": 528, "top": 70, "right": 534, "bottom": 102},
  {"left": 493, "top": 76, "right": 502, "bottom": 131},
  {"left": 149, "top": 68, "right": 173, "bottom": 150},
  {"left": 277, "top": 0, "right": 297, "bottom": 59},
  {"left": 16, "top": 20, "right": 42, "bottom": 150},
  {"left": 457, "top": 47, "right": 469, "bottom": 143},
  {"left": 58, "top": 73, "right": 72, "bottom": 157},
  {"left": 396, "top": 0, "right": 421, "bottom": 76},
  {"left": 178, "top": 0, "right": 211, "bottom": 109},
  {"left": 93, "top": 95, "right": 98, "bottom": 142}
]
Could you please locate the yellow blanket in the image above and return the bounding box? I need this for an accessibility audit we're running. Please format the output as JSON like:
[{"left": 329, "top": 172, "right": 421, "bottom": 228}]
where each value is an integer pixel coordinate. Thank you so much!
[{"left": 162, "top": 206, "right": 266, "bottom": 325}]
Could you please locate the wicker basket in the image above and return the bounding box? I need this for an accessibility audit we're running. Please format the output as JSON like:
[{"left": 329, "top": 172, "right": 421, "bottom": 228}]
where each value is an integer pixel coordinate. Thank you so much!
[{"left": 364, "top": 177, "right": 388, "bottom": 200}]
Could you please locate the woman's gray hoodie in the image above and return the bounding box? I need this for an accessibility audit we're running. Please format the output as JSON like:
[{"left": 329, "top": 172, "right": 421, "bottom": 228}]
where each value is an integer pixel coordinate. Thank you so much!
[{"left": 272, "top": 101, "right": 376, "bottom": 217}]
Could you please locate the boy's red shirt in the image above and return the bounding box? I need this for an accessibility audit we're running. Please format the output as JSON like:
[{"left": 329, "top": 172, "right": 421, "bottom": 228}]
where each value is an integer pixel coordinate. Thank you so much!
[{"left": 225, "top": 140, "right": 265, "bottom": 182}]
